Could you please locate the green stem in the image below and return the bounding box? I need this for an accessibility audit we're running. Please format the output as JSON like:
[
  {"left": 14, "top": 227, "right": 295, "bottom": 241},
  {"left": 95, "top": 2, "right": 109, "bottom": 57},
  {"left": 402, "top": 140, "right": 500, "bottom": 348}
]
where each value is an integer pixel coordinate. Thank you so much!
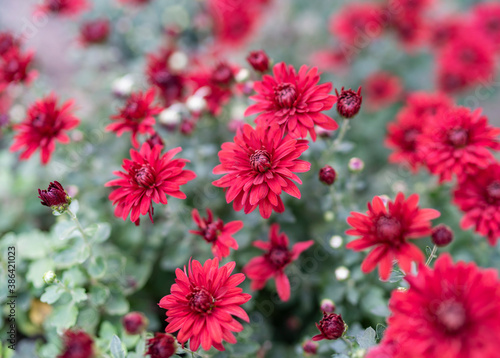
[
  {"left": 341, "top": 336, "right": 353, "bottom": 352},
  {"left": 66, "top": 208, "right": 92, "bottom": 255},
  {"left": 425, "top": 245, "right": 438, "bottom": 267},
  {"left": 332, "top": 119, "right": 350, "bottom": 152}
]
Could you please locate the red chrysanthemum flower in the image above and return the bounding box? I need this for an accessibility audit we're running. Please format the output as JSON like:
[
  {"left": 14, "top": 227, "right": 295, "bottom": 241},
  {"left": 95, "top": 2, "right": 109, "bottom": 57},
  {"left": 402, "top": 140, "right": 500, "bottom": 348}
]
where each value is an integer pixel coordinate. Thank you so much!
[
  {"left": 382, "top": 254, "right": 500, "bottom": 358},
  {"left": 146, "top": 49, "right": 186, "bottom": 107},
  {"left": 363, "top": 72, "right": 403, "bottom": 111},
  {"left": 10, "top": 94, "right": 79, "bottom": 165},
  {"left": 437, "top": 35, "right": 496, "bottom": 93},
  {"left": 207, "top": 0, "right": 263, "bottom": 50},
  {"left": 38, "top": 0, "right": 90, "bottom": 16},
  {"left": 472, "top": 2, "right": 500, "bottom": 52},
  {"left": 79, "top": 18, "right": 110, "bottom": 46},
  {"left": 106, "top": 88, "right": 162, "bottom": 148},
  {"left": 429, "top": 15, "right": 467, "bottom": 50},
  {"left": 105, "top": 143, "right": 196, "bottom": 225},
  {"left": 245, "top": 62, "right": 338, "bottom": 141},
  {"left": 146, "top": 333, "right": 177, "bottom": 358},
  {"left": 0, "top": 31, "right": 20, "bottom": 57},
  {"left": 58, "top": 330, "right": 94, "bottom": 358},
  {"left": 243, "top": 223, "right": 314, "bottom": 301},
  {"left": 159, "top": 258, "right": 251, "bottom": 351},
  {"left": 189, "top": 62, "right": 238, "bottom": 115},
  {"left": 0, "top": 91, "right": 12, "bottom": 135},
  {"left": 346, "top": 193, "right": 440, "bottom": 280},
  {"left": 329, "top": 3, "right": 384, "bottom": 46},
  {"left": 190, "top": 208, "right": 243, "bottom": 259},
  {"left": 390, "top": 13, "right": 429, "bottom": 51},
  {"left": 385, "top": 92, "right": 452, "bottom": 172},
  {"left": 0, "top": 48, "right": 37, "bottom": 91},
  {"left": 212, "top": 124, "right": 310, "bottom": 218},
  {"left": 388, "top": 0, "right": 433, "bottom": 13},
  {"left": 419, "top": 106, "right": 500, "bottom": 182},
  {"left": 453, "top": 163, "right": 500, "bottom": 245}
]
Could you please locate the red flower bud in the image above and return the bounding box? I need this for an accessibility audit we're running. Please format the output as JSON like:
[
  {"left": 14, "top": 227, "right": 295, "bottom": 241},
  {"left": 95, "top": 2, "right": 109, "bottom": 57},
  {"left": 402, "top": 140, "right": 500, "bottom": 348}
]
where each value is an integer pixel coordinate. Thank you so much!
[
  {"left": 335, "top": 87, "right": 362, "bottom": 119},
  {"left": 247, "top": 50, "right": 270, "bottom": 72},
  {"left": 319, "top": 165, "right": 336, "bottom": 185},
  {"left": 122, "top": 312, "right": 148, "bottom": 335},
  {"left": 431, "top": 224, "right": 454, "bottom": 247}
]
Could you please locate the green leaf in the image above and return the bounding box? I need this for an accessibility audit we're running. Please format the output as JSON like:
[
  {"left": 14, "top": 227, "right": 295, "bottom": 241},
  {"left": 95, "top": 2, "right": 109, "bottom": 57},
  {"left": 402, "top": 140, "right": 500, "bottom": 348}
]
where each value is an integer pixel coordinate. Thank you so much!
[
  {"left": 110, "top": 335, "right": 126, "bottom": 358},
  {"left": 40, "top": 285, "right": 65, "bottom": 305},
  {"left": 54, "top": 237, "right": 90, "bottom": 267},
  {"left": 53, "top": 220, "right": 79, "bottom": 241},
  {"left": 72, "top": 287, "right": 88, "bottom": 303},
  {"left": 88, "top": 256, "right": 107, "bottom": 278},
  {"left": 27, "top": 258, "right": 54, "bottom": 288},
  {"left": 85, "top": 222, "right": 111, "bottom": 243},
  {"left": 356, "top": 327, "right": 377, "bottom": 349},
  {"left": 48, "top": 304, "right": 78, "bottom": 334},
  {"left": 376, "top": 324, "right": 387, "bottom": 342},
  {"left": 99, "top": 321, "right": 117, "bottom": 342},
  {"left": 89, "top": 284, "right": 110, "bottom": 306},
  {"left": 105, "top": 290, "right": 129, "bottom": 315}
]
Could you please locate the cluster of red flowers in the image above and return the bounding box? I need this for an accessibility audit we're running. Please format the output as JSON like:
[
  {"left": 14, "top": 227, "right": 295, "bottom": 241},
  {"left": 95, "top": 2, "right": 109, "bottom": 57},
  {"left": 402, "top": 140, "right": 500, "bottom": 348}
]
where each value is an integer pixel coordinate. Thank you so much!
[{"left": 386, "top": 93, "right": 500, "bottom": 244}]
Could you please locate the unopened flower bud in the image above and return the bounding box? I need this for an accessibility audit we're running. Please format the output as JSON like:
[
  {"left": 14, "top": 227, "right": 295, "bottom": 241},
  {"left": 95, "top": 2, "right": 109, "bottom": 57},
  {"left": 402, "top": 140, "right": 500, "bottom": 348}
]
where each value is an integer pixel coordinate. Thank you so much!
[
  {"left": 122, "top": 312, "right": 148, "bottom": 335},
  {"left": 112, "top": 74, "right": 134, "bottom": 98},
  {"left": 431, "top": 224, "right": 454, "bottom": 247},
  {"left": 335, "top": 266, "right": 350, "bottom": 281},
  {"left": 319, "top": 165, "right": 336, "bottom": 185},
  {"left": 302, "top": 339, "right": 318, "bottom": 355},
  {"left": 43, "top": 271, "right": 57, "bottom": 284},
  {"left": 312, "top": 312, "right": 346, "bottom": 341},
  {"left": 348, "top": 157, "right": 364, "bottom": 172},
  {"left": 38, "top": 181, "right": 72, "bottom": 214},
  {"left": 329, "top": 235, "right": 343, "bottom": 249},
  {"left": 235, "top": 68, "right": 250, "bottom": 83},
  {"left": 320, "top": 299, "right": 336, "bottom": 313},
  {"left": 247, "top": 50, "right": 270, "bottom": 72},
  {"left": 146, "top": 333, "right": 177, "bottom": 358},
  {"left": 335, "top": 87, "right": 362, "bottom": 119},
  {"left": 168, "top": 51, "right": 188, "bottom": 72}
]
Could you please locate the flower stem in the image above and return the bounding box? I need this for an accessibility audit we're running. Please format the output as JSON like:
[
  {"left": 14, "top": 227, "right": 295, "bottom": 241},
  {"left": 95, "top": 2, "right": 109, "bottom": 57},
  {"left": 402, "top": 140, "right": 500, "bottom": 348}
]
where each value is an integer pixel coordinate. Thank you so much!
[
  {"left": 425, "top": 245, "right": 438, "bottom": 267},
  {"left": 332, "top": 119, "right": 350, "bottom": 151},
  {"left": 66, "top": 208, "right": 92, "bottom": 255}
]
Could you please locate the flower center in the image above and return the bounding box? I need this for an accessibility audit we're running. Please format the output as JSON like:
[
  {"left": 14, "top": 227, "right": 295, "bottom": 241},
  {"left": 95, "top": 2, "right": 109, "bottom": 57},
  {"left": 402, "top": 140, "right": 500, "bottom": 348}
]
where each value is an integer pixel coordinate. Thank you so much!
[
  {"left": 48, "top": 0, "right": 63, "bottom": 11},
  {"left": 267, "top": 246, "right": 290, "bottom": 269},
  {"left": 403, "top": 128, "right": 419, "bottom": 151},
  {"left": 203, "top": 220, "right": 223, "bottom": 243},
  {"left": 487, "top": 181, "right": 500, "bottom": 202},
  {"left": 376, "top": 216, "right": 402, "bottom": 242},
  {"left": 134, "top": 164, "right": 155, "bottom": 188},
  {"left": 187, "top": 287, "right": 215, "bottom": 314},
  {"left": 274, "top": 83, "right": 297, "bottom": 108},
  {"left": 211, "top": 64, "right": 233, "bottom": 86},
  {"left": 436, "top": 300, "right": 467, "bottom": 333},
  {"left": 250, "top": 149, "right": 272, "bottom": 173},
  {"left": 448, "top": 128, "right": 468, "bottom": 148}
]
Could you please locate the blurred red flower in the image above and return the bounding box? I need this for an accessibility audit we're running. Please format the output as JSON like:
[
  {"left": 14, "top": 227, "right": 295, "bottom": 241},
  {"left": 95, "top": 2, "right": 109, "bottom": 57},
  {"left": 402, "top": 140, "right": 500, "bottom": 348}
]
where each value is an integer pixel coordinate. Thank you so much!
[
  {"left": 0, "top": 48, "right": 37, "bottom": 91},
  {"left": 243, "top": 223, "right": 313, "bottom": 301},
  {"left": 189, "top": 61, "right": 238, "bottom": 115},
  {"left": 0, "top": 31, "right": 20, "bottom": 57},
  {"left": 146, "top": 333, "right": 176, "bottom": 358},
  {"left": 472, "top": 2, "right": 500, "bottom": 52},
  {"left": 245, "top": 62, "right": 338, "bottom": 141},
  {"left": 453, "top": 163, "right": 500, "bottom": 245},
  {"left": 363, "top": 72, "right": 403, "bottom": 111},
  {"left": 79, "top": 18, "right": 110, "bottom": 46},
  {"left": 39, "top": 0, "right": 90, "bottom": 16},
  {"left": 105, "top": 143, "right": 196, "bottom": 225},
  {"left": 419, "top": 106, "right": 500, "bottom": 182},
  {"left": 106, "top": 88, "right": 162, "bottom": 148},
  {"left": 10, "top": 94, "right": 79, "bottom": 164},
  {"left": 382, "top": 254, "right": 500, "bottom": 358},
  {"left": 212, "top": 124, "right": 310, "bottom": 218},
  {"left": 190, "top": 208, "right": 243, "bottom": 259},
  {"left": 346, "top": 193, "right": 440, "bottom": 280},
  {"left": 58, "top": 329, "right": 94, "bottom": 358},
  {"left": 437, "top": 35, "right": 496, "bottom": 93},
  {"left": 159, "top": 258, "right": 251, "bottom": 351},
  {"left": 146, "top": 49, "right": 186, "bottom": 107},
  {"left": 329, "top": 3, "right": 384, "bottom": 46}
]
